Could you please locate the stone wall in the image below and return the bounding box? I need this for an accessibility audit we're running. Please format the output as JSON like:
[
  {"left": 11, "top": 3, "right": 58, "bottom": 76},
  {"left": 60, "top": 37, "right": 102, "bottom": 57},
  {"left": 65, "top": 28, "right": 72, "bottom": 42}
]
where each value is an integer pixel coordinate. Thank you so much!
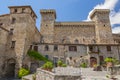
[
  {"left": 37, "top": 43, "right": 120, "bottom": 67},
  {"left": 38, "top": 44, "right": 88, "bottom": 61},
  {"left": 89, "top": 45, "right": 120, "bottom": 59},
  {"left": 54, "top": 22, "right": 95, "bottom": 44},
  {"left": 36, "top": 68, "right": 81, "bottom": 80},
  {"left": 113, "top": 34, "right": 120, "bottom": 44}
]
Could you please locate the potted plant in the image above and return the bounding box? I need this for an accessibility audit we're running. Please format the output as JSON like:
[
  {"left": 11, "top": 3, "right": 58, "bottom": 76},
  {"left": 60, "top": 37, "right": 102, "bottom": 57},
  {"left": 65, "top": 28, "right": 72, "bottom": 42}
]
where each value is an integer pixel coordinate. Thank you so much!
[
  {"left": 57, "top": 60, "right": 67, "bottom": 67},
  {"left": 104, "top": 57, "right": 116, "bottom": 68},
  {"left": 42, "top": 61, "right": 53, "bottom": 71},
  {"left": 57, "top": 60, "right": 63, "bottom": 67},
  {"left": 80, "top": 62, "right": 87, "bottom": 68}
]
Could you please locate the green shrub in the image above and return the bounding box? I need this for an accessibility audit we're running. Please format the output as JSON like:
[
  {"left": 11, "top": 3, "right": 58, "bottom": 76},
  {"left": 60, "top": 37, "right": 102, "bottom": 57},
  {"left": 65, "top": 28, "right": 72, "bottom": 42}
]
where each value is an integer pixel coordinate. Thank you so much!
[
  {"left": 18, "top": 68, "right": 29, "bottom": 78},
  {"left": 62, "top": 64, "right": 67, "bottom": 67},
  {"left": 104, "top": 57, "right": 116, "bottom": 63},
  {"left": 27, "top": 50, "right": 50, "bottom": 62},
  {"left": 57, "top": 60, "right": 63, "bottom": 67},
  {"left": 80, "top": 63, "right": 87, "bottom": 68},
  {"left": 42, "top": 61, "right": 53, "bottom": 70}
]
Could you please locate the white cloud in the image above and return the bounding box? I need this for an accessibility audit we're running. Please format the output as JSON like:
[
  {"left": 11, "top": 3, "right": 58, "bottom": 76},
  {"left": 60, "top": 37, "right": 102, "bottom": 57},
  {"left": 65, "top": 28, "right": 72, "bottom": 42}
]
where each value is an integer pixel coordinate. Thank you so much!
[
  {"left": 94, "top": 0, "right": 118, "bottom": 10},
  {"left": 112, "top": 27, "right": 120, "bottom": 33},
  {"left": 87, "top": 0, "right": 118, "bottom": 20},
  {"left": 87, "top": 0, "right": 120, "bottom": 33},
  {"left": 110, "top": 10, "right": 120, "bottom": 25}
]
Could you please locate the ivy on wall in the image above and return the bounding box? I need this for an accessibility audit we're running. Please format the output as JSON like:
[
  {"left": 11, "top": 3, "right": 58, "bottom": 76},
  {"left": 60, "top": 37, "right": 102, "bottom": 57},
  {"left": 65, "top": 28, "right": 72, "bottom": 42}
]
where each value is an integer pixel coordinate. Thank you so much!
[{"left": 27, "top": 50, "right": 50, "bottom": 62}]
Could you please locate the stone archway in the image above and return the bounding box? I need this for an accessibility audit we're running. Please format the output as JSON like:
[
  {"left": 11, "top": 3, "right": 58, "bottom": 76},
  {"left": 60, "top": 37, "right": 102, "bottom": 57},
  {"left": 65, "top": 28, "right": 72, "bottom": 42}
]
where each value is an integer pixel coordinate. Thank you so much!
[
  {"left": 90, "top": 57, "right": 97, "bottom": 67},
  {"left": 5, "top": 58, "right": 16, "bottom": 78}
]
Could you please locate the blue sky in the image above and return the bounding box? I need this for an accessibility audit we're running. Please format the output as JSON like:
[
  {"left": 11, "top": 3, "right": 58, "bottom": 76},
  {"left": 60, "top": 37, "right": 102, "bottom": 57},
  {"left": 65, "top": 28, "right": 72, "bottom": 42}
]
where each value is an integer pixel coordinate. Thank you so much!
[{"left": 0, "top": 0, "right": 120, "bottom": 33}]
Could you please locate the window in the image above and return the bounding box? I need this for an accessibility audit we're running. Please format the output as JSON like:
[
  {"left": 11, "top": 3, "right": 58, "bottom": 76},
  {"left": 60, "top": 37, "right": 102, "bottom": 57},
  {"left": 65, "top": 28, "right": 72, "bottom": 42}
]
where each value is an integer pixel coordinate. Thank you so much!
[
  {"left": 9, "top": 28, "right": 14, "bottom": 35},
  {"left": 119, "top": 42, "right": 120, "bottom": 44},
  {"left": 22, "top": 8, "right": 25, "bottom": 13},
  {"left": 104, "top": 24, "right": 106, "bottom": 27},
  {"left": 83, "top": 38, "right": 85, "bottom": 42},
  {"left": 0, "top": 23, "right": 3, "bottom": 26},
  {"left": 11, "top": 18, "right": 16, "bottom": 24},
  {"left": 45, "top": 45, "right": 49, "bottom": 51},
  {"left": 11, "top": 41, "right": 16, "bottom": 48},
  {"left": 29, "top": 45, "right": 32, "bottom": 50},
  {"left": 89, "top": 46, "right": 93, "bottom": 52},
  {"left": 69, "top": 46, "right": 77, "bottom": 51},
  {"left": 34, "top": 46, "right": 38, "bottom": 51},
  {"left": 45, "top": 55, "right": 49, "bottom": 59},
  {"left": 14, "top": 9, "right": 17, "bottom": 13},
  {"left": 54, "top": 45, "right": 58, "bottom": 51},
  {"left": 107, "top": 46, "right": 111, "bottom": 51},
  {"left": 74, "top": 39, "right": 79, "bottom": 44}
]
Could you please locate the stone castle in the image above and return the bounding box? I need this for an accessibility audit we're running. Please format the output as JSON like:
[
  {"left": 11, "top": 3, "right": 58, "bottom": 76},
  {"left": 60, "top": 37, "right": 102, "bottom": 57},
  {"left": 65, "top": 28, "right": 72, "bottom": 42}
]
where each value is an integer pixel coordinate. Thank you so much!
[{"left": 0, "top": 6, "right": 120, "bottom": 78}]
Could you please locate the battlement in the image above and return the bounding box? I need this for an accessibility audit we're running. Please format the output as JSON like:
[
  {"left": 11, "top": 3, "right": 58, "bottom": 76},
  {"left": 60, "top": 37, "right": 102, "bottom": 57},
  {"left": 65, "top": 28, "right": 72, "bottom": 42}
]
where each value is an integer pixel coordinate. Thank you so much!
[
  {"left": 54, "top": 21, "right": 95, "bottom": 26},
  {"left": 90, "top": 9, "right": 110, "bottom": 19},
  {"left": 40, "top": 9, "right": 56, "bottom": 19},
  {"left": 8, "top": 6, "right": 37, "bottom": 20}
]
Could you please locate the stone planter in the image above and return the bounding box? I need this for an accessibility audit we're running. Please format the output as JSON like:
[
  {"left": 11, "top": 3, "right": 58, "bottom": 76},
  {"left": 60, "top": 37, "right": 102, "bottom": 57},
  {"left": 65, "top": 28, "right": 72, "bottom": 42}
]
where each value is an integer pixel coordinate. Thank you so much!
[{"left": 107, "top": 62, "right": 114, "bottom": 68}]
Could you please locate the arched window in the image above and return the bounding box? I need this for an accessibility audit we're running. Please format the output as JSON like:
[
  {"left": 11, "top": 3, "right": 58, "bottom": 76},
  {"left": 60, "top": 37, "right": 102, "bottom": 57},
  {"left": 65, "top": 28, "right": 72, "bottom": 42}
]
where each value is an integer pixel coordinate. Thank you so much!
[
  {"left": 74, "top": 39, "right": 79, "bottom": 44},
  {"left": 45, "top": 45, "right": 49, "bottom": 51},
  {"left": 54, "top": 45, "right": 58, "bottom": 51}
]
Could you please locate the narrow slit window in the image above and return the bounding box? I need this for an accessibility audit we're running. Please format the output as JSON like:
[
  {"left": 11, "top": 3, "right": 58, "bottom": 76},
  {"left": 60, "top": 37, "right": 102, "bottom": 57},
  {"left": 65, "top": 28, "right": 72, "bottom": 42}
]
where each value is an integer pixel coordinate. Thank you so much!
[
  {"left": 11, "top": 41, "right": 16, "bottom": 49},
  {"left": 54, "top": 45, "right": 58, "bottom": 51},
  {"left": 11, "top": 18, "right": 16, "bottom": 24},
  {"left": 45, "top": 45, "right": 49, "bottom": 51}
]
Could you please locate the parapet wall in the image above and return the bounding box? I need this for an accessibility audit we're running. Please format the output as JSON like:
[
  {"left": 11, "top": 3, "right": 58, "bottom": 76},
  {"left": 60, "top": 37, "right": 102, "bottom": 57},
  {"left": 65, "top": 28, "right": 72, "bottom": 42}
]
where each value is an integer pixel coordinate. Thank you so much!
[{"left": 36, "top": 68, "right": 82, "bottom": 80}]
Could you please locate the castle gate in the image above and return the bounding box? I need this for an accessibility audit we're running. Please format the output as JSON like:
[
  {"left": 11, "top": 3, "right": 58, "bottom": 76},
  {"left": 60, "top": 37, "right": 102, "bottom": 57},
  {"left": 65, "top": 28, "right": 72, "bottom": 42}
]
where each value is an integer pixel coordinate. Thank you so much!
[{"left": 5, "top": 58, "right": 16, "bottom": 78}]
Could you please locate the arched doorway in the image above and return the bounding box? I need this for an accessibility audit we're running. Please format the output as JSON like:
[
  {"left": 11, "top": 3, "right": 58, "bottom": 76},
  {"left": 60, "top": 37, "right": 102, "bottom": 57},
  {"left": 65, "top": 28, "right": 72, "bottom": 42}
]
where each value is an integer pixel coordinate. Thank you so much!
[
  {"left": 5, "top": 58, "right": 16, "bottom": 78},
  {"left": 90, "top": 57, "right": 97, "bottom": 67}
]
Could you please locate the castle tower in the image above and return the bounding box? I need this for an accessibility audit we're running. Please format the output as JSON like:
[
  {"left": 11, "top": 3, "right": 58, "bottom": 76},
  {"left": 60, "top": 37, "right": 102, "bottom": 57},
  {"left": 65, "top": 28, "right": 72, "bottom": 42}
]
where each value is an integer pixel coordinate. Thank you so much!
[
  {"left": 40, "top": 9, "right": 56, "bottom": 43},
  {"left": 5, "top": 6, "right": 40, "bottom": 77},
  {"left": 90, "top": 9, "right": 114, "bottom": 44}
]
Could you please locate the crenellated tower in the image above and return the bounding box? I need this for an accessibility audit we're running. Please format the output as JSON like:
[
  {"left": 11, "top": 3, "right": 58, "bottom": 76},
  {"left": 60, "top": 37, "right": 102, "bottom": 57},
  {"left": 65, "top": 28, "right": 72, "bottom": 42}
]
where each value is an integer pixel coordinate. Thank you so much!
[
  {"left": 40, "top": 9, "right": 56, "bottom": 43},
  {"left": 90, "top": 9, "right": 114, "bottom": 44}
]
